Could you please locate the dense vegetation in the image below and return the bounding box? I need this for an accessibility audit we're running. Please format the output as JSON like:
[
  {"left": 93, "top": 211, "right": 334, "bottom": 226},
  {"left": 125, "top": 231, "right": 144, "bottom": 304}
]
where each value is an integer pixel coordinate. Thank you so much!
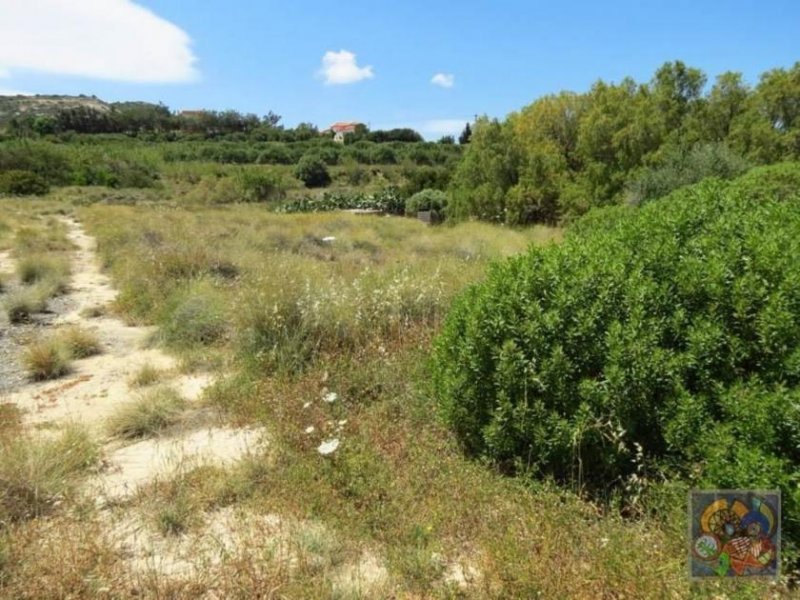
[
  {"left": 433, "top": 163, "right": 800, "bottom": 558},
  {"left": 449, "top": 61, "right": 800, "bottom": 224},
  {"left": 3, "top": 61, "right": 799, "bottom": 229}
]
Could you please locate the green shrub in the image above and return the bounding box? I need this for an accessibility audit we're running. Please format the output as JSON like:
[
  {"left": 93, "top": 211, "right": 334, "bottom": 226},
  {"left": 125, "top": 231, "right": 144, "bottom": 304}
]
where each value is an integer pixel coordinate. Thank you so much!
[
  {"left": 160, "top": 281, "right": 227, "bottom": 347},
  {"left": 236, "top": 168, "right": 286, "bottom": 202},
  {"left": 432, "top": 172, "right": 800, "bottom": 545},
  {"left": 276, "top": 187, "right": 405, "bottom": 215},
  {"left": 627, "top": 143, "right": 750, "bottom": 204},
  {"left": 295, "top": 154, "right": 331, "bottom": 188},
  {"left": 70, "top": 156, "right": 158, "bottom": 188},
  {"left": 370, "top": 145, "right": 397, "bottom": 165},
  {"left": 732, "top": 162, "right": 800, "bottom": 204},
  {"left": 256, "top": 143, "right": 293, "bottom": 165},
  {"left": 400, "top": 165, "right": 451, "bottom": 197},
  {"left": 0, "top": 170, "right": 50, "bottom": 195},
  {"left": 404, "top": 189, "right": 448, "bottom": 218},
  {"left": 0, "top": 141, "right": 72, "bottom": 184}
]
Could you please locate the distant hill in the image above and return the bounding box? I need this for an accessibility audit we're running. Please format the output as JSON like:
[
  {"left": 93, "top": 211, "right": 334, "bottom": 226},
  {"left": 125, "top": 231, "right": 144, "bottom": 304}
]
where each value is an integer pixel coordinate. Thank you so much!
[{"left": 0, "top": 94, "right": 112, "bottom": 127}]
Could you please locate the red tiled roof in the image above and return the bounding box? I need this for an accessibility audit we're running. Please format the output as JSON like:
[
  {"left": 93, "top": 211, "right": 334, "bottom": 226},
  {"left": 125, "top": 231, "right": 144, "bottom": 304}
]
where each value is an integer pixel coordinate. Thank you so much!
[{"left": 329, "top": 121, "right": 360, "bottom": 133}]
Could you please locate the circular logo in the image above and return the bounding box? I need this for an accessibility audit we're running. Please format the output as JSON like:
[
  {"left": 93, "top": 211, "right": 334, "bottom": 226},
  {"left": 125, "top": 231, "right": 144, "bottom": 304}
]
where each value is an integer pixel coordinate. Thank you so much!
[{"left": 693, "top": 534, "right": 721, "bottom": 561}]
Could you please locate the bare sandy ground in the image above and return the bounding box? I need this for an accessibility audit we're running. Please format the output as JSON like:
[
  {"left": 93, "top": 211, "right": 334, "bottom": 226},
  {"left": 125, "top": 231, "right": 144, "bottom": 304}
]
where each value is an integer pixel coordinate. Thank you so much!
[
  {"left": 3, "top": 217, "right": 265, "bottom": 495},
  {"left": 94, "top": 426, "right": 265, "bottom": 501},
  {"left": 0, "top": 249, "right": 14, "bottom": 274},
  {"left": 4, "top": 219, "right": 210, "bottom": 428}
]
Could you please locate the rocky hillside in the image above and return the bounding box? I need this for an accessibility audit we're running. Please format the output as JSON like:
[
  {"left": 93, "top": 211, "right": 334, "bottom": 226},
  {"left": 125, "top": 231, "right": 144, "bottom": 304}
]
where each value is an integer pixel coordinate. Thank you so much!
[{"left": 0, "top": 94, "right": 111, "bottom": 127}]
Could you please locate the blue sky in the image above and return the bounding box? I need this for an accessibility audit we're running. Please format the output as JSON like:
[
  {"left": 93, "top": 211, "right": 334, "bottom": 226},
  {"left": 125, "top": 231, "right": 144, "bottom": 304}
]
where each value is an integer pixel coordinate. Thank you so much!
[{"left": 1, "top": 0, "right": 799, "bottom": 138}]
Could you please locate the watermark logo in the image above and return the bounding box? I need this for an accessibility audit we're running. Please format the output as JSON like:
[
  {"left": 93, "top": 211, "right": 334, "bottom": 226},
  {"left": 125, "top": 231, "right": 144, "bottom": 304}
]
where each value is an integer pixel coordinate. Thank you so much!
[{"left": 689, "top": 490, "right": 780, "bottom": 578}]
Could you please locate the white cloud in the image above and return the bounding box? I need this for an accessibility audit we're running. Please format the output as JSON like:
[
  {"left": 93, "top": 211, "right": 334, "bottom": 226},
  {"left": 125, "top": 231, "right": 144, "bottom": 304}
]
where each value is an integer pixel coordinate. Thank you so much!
[
  {"left": 318, "top": 50, "right": 373, "bottom": 85},
  {"left": 0, "top": 0, "right": 198, "bottom": 83},
  {"left": 431, "top": 73, "right": 455, "bottom": 88}
]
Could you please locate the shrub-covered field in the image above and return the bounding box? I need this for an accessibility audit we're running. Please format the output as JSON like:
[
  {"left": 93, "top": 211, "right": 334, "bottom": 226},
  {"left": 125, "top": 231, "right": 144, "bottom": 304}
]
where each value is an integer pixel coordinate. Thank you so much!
[
  {"left": 433, "top": 164, "right": 800, "bottom": 566},
  {"left": 2, "top": 64, "right": 799, "bottom": 595},
  {"left": 2, "top": 171, "right": 799, "bottom": 596}
]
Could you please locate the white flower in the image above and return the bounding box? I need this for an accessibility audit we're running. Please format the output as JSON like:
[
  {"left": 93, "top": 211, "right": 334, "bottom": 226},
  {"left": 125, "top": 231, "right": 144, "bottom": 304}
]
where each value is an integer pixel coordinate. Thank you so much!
[
  {"left": 303, "top": 401, "right": 312, "bottom": 409},
  {"left": 323, "top": 392, "right": 338, "bottom": 403},
  {"left": 337, "top": 419, "right": 347, "bottom": 427},
  {"left": 317, "top": 438, "right": 340, "bottom": 455},
  {"left": 305, "top": 426, "right": 315, "bottom": 434}
]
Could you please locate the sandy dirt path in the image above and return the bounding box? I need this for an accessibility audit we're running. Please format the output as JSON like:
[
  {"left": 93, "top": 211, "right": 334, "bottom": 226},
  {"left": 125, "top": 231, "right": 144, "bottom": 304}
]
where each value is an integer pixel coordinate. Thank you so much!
[
  {"left": 4, "top": 218, "right": 210, "bottom": 429},
  {"left": 3, "top": 217, "right": 265, "bottom": 500}
]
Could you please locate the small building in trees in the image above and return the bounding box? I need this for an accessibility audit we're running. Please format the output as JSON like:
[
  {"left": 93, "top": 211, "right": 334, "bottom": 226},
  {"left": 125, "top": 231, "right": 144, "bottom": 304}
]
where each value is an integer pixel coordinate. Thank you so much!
[{"left": 325, "top": 121, "right": 362, "bottom": 143}]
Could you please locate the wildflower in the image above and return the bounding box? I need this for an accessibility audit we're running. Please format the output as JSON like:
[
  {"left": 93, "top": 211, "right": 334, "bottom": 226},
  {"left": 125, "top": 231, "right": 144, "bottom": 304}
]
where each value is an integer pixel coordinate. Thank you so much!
[
  {"left": 317, "top": 438, "right": 340, "bottom": 455},
  {"left": 323, "top": 391, "right": 338, "bottom": 403}
]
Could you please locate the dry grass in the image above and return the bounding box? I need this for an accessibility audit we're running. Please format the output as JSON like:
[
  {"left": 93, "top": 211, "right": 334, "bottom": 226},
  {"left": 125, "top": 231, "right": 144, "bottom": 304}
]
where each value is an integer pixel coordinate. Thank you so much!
[
  {"left": 21, "top": 327, "right": 100, "bottom": 380},
  {"left": 80, "top": 304, "right": 108, "bottom": 318},
  {"left": 105, "top": 386, "right": 186, "bottom": 439},
  {"left": 1, "top": 208, "right": 73, "bottom": 324},
  {"left": 0, "top": 403, "right": 23, "bottom": 432},
  {"left": 3, "top": 285, "right": 48, "bottom": 323},
  {"left": 17, "top": 255, "right": 70, "bottom": 288},
  {"left": 55, "top": 325, "right": 102, "bottom": 359},
  {"left": 22, "top": 337, "right": 72, "bottom": 380},
  {"left": 0, "top": 423, "right": 99, "bottom": 523},
  {"left": 128, "top": 363, "right": 166, "bottom": 388}
]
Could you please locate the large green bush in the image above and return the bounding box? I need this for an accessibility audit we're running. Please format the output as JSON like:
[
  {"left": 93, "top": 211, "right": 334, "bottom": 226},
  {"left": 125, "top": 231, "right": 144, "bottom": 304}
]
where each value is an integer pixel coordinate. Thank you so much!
[
  {"left": 0, "top": 170, "right": 50, "bottom": 195},
  {"left": 235, "top": 168, "right": 286, "bottom": 202},
  {"left": 0, "top": 142, "right": 71, "bottom": 184},
  {"left": 627, "top": 143, "right": 751, "bottom": 204},
  {"left": 295, "top": 154, "right": 331, "bottom": 188},
  {"left": 732, "top": 162, "right": 800, "bottom": 203},
  {"left": 432, "top": 167, "right": 800, "bottom": 543},
  {"left": 404, "top": 189, "right": 447, "bottom": 218}
]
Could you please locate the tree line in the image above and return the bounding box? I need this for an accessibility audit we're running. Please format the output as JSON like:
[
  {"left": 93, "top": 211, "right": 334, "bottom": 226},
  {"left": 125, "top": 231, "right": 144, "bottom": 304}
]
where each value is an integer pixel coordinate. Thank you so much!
[
  {"left": 4, "top": 101, "right": 442, "bottom": 144},
  {"left": 448, "top": 61, "right": 800, "bottom": 224}
]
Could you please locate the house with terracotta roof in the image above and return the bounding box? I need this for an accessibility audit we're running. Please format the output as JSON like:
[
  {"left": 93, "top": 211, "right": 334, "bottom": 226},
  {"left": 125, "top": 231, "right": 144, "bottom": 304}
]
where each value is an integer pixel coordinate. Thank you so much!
[{"left": 325, "top": 121, "right": 362, "bottom": 143}]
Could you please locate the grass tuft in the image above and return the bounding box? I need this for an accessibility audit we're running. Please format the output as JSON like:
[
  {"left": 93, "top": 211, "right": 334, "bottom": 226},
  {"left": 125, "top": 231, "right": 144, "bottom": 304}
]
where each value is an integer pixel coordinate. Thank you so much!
[
  {"left": 16, "top": 255, "right": 70, "bottom": 301},
  {"left": 128, "top": 363, "right": 166, "bottom": 388},
  {"left": 22, "top": 338, "right": 72, "bottom": 381},
  {"left": 154, "top": 491, "right": 197, "bottom": 536},
  {"left": 3, "top": 285, "right": 48, "bottom": 323},
  {"left": 0, "top": 424, "right": 99, "bottom": 523},
  {"left": 55, "top": 325, "right": 102, "bottom": 359},
  {"left": 79, "top": 304, "right": 108, "bottom": 319},
  {"left": 106, "top": 386, "right": 186, "bottom": 439}
]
